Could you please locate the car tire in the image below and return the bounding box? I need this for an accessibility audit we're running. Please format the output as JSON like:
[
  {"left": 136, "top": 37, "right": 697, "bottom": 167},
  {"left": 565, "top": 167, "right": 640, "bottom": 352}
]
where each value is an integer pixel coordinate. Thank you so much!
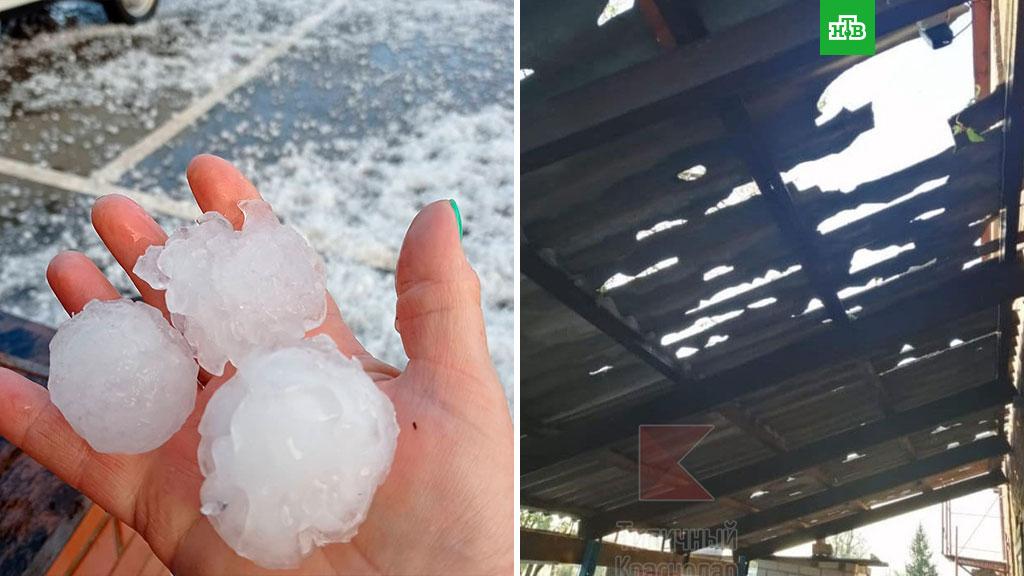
[{"left": 102, "top": 0, "right": 158, "bottom": 24}]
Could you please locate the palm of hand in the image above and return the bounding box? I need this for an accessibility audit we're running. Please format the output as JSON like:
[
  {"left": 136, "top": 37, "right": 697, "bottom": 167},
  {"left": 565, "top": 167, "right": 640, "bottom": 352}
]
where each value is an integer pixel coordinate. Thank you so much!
[{"left": 0, "top": 156, "right": 512, "bottom": 575}]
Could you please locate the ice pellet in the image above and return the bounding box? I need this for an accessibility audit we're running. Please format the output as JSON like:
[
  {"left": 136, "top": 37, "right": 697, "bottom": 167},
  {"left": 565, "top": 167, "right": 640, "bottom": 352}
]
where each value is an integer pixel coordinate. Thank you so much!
[
  {"left": 197, "top": 336, "right": 399, "bottom": 569},
  {"left": 48, "top": 299, "right": 199, "bottom": 454},
  {"left": 134, "top": 200, "right": 326, "bottom": 375}
]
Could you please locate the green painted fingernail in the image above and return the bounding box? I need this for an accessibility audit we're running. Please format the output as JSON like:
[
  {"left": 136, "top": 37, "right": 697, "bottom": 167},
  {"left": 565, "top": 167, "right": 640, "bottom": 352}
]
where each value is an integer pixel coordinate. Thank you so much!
[{"left": 449, "top": 199, "right": 463, "bottom": 239}]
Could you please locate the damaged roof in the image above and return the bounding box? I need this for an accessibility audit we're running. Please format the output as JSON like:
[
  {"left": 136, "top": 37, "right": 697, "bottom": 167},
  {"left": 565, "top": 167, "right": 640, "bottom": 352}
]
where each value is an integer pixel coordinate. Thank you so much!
[{"left": 520, "top": 0, "right": 1024, "bottom": 557}]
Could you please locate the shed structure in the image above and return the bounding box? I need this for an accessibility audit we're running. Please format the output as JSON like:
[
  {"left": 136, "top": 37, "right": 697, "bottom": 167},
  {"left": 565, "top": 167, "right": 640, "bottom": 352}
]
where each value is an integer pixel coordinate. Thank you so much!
[{"left": 520, "top": 0, "right": 1024, "bottom": 568}]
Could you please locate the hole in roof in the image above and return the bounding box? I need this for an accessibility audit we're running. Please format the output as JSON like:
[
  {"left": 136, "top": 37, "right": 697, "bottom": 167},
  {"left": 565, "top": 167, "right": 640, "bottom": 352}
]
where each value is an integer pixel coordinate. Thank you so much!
[
  {"left": 802, "top": 298, "right": 824, "bottom": 315},
  {"left": 963, "top": 256, "right": 984, "bottom": 270},
  {"left": 676, "top": 346, "right": 700, "bottom": 359},
  {"left": 688, "top": 265, "right": 801, "bottom": 314},
  {"left": 849, "top": 243, "right": 915, "bottom": 274},
  {"left": 838, "top": 279, "right": 881, "bottom": 300},
  {"left": 817, "top": 176, "right": 949, "bottom": 234},
  {"left": 588, "top": 365, "right": 613, "bottom": 376},
  {"left": 835, "top": 258, "right": 937, "bottom": 302},
  {"left": 705, "top": 334, "right": 729, "bottom": 348},
  {"left": 597, "top": 0, "right": 634, "bottom": 25},
  {"left": 900, "top": 343, "right": 915, "bottom": 353},
  {"left": 932, "top": 422, "right": 962, "bottom": 434},
  {"left": 750, "top": 490, "right": 769, "bottom": 499},
  {"left": 785, "top": 13, "right": 975, "bottom": 192},
  {"left": 748, "top": 297, "right": 777, "bottom": 309},
  {"left": 912, "top": 208, "right": 946, "bottom": 222},
  {"left": 677, "top": 165, "right": 707, "bottom": 182},
  {"left": 970, "top": 215, "right": 991, "bottom": 227},
  {"left": 705, "top": 181, "right": 760, "bottom": 216},
  {"left": 896, "top": 356, "right": 919, "bottom": 367},
  {"left": 600, "top": 257, "right": 679, "bottom": 292},
  {"left": 518, "top": 69, "right": 535, "bottom": 81},
  {"left": 975, "top": 430, "right": 997, "bottom": 440},
  {"left": 636, "top": 219, "right": 686, "bottom": 241},
  {"left": 704, "top": 265, "right": 734, "bottom": 281},
  {"left": 661, "top": 309, "right": 745, "bottom": 346},
  {"left": 947, "top": 441, "right": 960, "bottom": 450},
  {"left": 843, "top": 452, "right": 866, "bottom": 463}
]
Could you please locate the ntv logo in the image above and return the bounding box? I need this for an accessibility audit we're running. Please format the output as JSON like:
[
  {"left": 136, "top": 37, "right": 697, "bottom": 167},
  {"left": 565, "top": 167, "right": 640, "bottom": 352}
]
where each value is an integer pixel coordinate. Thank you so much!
[
  {"left": 820, "top": 0, "right": 874, "bottom": 55},
  {"left": 827, "top": 15, "right": 867, "bottom": 41}
]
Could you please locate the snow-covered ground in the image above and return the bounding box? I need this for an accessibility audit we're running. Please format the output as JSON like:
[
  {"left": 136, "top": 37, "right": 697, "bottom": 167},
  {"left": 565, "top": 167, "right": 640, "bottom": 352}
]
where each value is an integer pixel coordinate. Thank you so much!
[{"left": 0, "top": 0, "right": 514, "bottom": 402}]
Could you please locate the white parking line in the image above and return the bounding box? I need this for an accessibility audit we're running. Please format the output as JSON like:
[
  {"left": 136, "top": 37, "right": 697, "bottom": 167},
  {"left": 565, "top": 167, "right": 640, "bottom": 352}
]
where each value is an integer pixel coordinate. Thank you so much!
[
  {"left": 0, "top": 157, "right": 199, "bottom": 220},
  {"left": 92, "top": 2, "right": 344, "bottom": 184}
]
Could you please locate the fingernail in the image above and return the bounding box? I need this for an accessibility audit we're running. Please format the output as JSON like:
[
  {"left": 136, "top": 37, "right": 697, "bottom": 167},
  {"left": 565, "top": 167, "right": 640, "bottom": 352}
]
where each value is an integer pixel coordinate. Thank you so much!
[{"left": 448, "top": 199, "right": 463, "bottom": 240}]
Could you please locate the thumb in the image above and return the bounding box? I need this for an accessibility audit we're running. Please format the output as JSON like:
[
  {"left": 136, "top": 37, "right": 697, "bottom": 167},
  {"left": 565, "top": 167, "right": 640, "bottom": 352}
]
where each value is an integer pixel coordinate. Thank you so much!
[{"left": 395, "top": 200, "right": 492, "bottom": 373}]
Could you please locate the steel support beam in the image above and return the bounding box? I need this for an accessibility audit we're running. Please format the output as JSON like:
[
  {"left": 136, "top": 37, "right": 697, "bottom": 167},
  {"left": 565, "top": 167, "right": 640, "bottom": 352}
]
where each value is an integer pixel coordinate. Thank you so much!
[
  {"left": 522, "top": 243, "right": 702, "bottom": 396},
  {"left": 717, "top": 98, "right": 847, "bottom": 324},
  {"left": 523, "top": 245, "right": 790, "bottom": 452}
]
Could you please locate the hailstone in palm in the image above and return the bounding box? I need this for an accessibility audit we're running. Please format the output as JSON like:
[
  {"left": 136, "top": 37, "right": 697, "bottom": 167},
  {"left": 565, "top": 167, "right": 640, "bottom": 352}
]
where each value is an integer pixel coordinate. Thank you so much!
[
  {"left": 134, "top": 200, "right": 326, "bottom": 376},
  {"left": 198, "top": 336, "right": 399, "bottom": 569},
  {"left": 48, "top": 298, "right": 199, "bottom": 454}
]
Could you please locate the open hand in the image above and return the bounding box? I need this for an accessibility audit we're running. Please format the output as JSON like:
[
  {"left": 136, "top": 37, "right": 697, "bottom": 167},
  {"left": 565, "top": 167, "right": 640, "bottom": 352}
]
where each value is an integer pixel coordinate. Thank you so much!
[{"left": 0, "top": 155, "right": 513, "bottom": 574}]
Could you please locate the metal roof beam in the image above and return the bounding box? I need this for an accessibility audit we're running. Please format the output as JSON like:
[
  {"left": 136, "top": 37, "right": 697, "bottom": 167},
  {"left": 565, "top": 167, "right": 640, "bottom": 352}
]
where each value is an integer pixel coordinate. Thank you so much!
[
  {"left": 523, "top": 245, "right": 790, "bottom": 451},
  {"left": 717, "top": 98, "right": 848, "bottom": 325},
  {"left": 522, "top": 243, "right": 703, "bottom": 397}
]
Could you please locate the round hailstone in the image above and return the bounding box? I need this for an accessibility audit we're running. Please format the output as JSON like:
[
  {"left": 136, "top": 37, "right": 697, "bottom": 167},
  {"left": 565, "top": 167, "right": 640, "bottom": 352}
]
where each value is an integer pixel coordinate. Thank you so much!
[
  {"left": 48, "top": 299, "right": 199, "bottom": 454},
  {"left": 198, "top": 336, "right": 399, "bottom": 569},
  {"left": 134, "top": 200, "right": 326, "bottom": 376}
]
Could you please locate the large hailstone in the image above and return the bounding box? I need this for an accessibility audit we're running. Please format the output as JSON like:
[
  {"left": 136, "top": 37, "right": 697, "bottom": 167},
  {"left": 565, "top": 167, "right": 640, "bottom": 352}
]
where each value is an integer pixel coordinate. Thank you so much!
[
  {"left": 48, "top": 299, "right": 199, "bottom": 454},
  {"left": 198, "top": 336, "right": 399, "bottom": 569},
  {"left": 134, "top": 200, "right": 326, "bottom": 376}
]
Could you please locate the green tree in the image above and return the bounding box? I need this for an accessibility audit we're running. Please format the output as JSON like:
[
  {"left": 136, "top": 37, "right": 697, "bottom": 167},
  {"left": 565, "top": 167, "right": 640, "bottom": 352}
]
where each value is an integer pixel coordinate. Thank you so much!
[
  {"left": 902, "top": 523, "right": 939, "bottom": 576},
  {"left": 828, "top": 530, "right": 869, "bottom": 557}
]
